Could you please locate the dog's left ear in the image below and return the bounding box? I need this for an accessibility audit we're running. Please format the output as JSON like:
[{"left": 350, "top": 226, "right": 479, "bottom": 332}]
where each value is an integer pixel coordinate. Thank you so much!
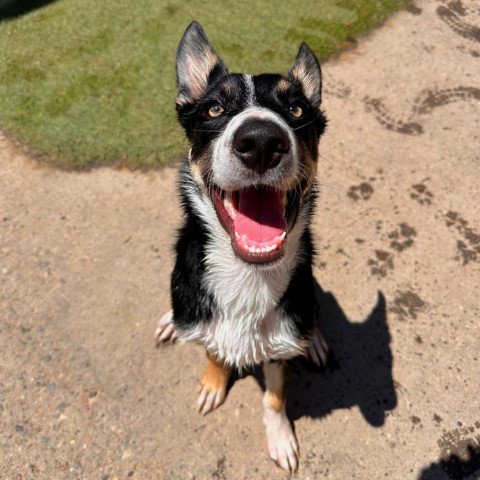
[
  {"left": 289, "top": 43, "right": 322, "bottom": 108},
  {"left": 176, "top": 21, "right": 228, "bottom": 106}
]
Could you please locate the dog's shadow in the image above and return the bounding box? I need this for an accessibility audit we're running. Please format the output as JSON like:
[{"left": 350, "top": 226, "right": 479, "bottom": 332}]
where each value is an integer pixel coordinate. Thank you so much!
[
  {"left": 287, "top": 282, "right": 397, "bottom": 426},
  {"left": 249, "top": 281, "right": 397, "bottom": 427}
]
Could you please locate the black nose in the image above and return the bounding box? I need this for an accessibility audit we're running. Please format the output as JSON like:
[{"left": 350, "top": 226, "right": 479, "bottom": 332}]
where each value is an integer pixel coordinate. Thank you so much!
[{"left": 232, "top": 119, "right": 290, "bottom": 174}]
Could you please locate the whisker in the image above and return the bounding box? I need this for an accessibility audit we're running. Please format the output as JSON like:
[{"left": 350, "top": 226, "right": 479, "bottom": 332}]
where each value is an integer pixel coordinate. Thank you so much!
[
  {"left": 316, "top": 182, "right": 346, "bottom": 193},
  {"left": 291, "top": 118, "right": 317, "bottom": 130},
  {"left": 318, "top": 153, "right": 344, "bottom": 173},
  {"left": 296, "top": 169, "right": 308, "bottom": 185}
]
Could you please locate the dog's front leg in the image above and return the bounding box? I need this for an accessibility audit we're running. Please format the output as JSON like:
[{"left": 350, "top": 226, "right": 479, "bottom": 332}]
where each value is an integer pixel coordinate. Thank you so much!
[
  {"left": 197, "top": 351, "right": 230, "bottom": 415},
  {"left": 262, "top": 360, "right": 299, "bottom": 472}
]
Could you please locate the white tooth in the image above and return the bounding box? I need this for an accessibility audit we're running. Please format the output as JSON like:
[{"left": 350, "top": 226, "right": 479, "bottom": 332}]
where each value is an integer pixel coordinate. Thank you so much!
[
  {"left": 279, "top": 232, "right": 286, "bottom": 241},
  {"left": 261, "top": 247, "right": 266, "bottom": 253},
  {"left": 235, "top": 232, "right": 240, "bottom": 239},
  {"left": 223, "top": 192, "right": 237, "bottom": 219},
  {"left": 244, "top": 244, "right": 250, "bottom": 250},
  {"left": 255, "top": 248, "right": 262, "bottom": 253},
  {"left": 249, "top": 246, "right": 256, "bottom": 253}
]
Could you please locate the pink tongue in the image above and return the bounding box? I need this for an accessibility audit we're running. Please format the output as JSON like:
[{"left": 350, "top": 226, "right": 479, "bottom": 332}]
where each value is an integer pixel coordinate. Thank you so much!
[{"left": 233, "top": 188, "right": 286, "bottom": 244}]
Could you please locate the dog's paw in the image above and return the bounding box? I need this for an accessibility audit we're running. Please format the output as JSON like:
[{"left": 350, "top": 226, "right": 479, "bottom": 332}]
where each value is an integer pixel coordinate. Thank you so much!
[
  {"left": 197, "top": 384, "right": 227, "bottom": 416},
  {"left": 264, "top": 409, "right": 299, "bottom": 472},
  {"left": 304, "top": 326, "right": 329, "bottom": 367},
  {"left": 154, "top": 309, "right": 177, "bottom": 344}
]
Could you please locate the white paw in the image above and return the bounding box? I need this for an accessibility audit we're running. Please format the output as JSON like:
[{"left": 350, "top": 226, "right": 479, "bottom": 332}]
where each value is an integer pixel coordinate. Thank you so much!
[
  {"left": 304, "top": 326, "right": 328, "bottom": 367},
  {"left": 197, "top": 385, "right": 226, "bottom": 416},
  {"left": 264, "top": 408, "right": 299, "bottom": 472},
  {"left": 154, "top": 309, "right": 177, "bottom": 344}
]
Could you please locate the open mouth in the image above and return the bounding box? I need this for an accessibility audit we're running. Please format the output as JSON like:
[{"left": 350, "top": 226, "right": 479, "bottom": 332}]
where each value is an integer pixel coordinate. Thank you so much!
[{"left": 211, "top": 184, "right": 300, "bottom": 264}]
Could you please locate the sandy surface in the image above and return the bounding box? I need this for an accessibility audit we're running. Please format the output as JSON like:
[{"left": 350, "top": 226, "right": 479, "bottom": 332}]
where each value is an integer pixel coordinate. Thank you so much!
[{"left": 1, "top": 1, "right": 479, "bottom": 479}]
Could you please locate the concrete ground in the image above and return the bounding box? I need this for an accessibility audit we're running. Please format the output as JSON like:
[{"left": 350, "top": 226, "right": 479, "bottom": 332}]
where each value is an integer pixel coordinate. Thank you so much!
[{"left": 1, "top": 0, "right": 479, "bottom": 478}]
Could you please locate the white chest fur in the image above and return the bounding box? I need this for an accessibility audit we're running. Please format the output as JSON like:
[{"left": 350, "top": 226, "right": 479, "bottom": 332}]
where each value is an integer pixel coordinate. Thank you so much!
[
  {"left": 179, "top": 258, "right": 307, "bottom": 367},
  {"left": 203, "top": 251, "right": 306, "bottom": 367}
]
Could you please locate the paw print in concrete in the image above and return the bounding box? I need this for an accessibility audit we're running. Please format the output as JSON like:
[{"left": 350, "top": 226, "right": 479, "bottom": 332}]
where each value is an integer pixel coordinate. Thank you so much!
[
  {"left": 410, "top": 183, "right": 434, "bottom": 205},
  {"left": 444, "top": 211, "right": 480, "bottom": 264},
  {"left": 368, "top": 222, "right": 417, "bottom": 278},
  {"left": 367, "top": 249, "right": 394, "bottom": 278},
  {"left": 390, "top": 289, "right": 426, "bottom": 321},
  {"left": 388, "top": 223, "right": 417, "bottom": 252},
  {"left": 347, "top": 182, "right": 374, "bottom": 202}
]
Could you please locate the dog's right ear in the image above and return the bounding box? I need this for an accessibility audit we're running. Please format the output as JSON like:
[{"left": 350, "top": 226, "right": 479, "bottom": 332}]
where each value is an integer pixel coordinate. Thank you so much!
[{"left": 176, "top": 21, "right": 228, "bottom": 106}]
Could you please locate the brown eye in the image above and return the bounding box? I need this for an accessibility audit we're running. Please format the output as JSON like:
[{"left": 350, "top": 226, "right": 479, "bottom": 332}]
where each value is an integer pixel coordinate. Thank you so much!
[
  {"left": 289, "top": 104, "right": 303, "bottom": 118},
  {"left": 208, "top": 104, "right": 224, "bottom": 118}
]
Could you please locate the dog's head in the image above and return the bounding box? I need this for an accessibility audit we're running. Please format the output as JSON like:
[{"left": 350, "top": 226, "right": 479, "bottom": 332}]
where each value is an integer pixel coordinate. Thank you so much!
[{"left": 176, "top": 22, "right": 326, "bottom": 265}]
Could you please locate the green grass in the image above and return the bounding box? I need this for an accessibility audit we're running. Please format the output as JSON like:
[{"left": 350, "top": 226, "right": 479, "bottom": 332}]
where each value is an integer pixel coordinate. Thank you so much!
[{"left": 0, "top": 0, "right": 408, "bottom": 169}]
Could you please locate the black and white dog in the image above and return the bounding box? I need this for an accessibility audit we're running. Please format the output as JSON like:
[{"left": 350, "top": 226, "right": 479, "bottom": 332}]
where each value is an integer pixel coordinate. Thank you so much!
[{"left": 156, "top": 21, "right": 328, "bottom": 472}]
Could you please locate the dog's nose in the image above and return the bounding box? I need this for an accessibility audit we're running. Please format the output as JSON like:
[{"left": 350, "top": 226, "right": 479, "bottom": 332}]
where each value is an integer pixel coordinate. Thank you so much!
[{"left": 232, "top": 119, "right": 290, "bottom": 174}]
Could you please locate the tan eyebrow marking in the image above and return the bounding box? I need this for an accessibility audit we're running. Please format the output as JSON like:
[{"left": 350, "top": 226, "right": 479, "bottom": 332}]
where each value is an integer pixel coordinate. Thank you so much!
[{"left": 277, "top": 79, "right": 291, "bottom": 92}]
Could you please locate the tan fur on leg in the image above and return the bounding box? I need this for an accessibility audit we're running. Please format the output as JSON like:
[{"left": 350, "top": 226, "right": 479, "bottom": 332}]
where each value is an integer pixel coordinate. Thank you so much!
[
  {"left": 264, "top": 361, "right": 286, "bottom": 412},
  {"left": 197, "top": 351, "right": 230, "bottom": 415}
]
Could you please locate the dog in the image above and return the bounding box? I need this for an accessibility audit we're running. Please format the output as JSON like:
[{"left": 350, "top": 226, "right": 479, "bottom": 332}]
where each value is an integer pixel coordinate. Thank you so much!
[{"left": 155, "top": 21, "right": 328, "bottom": 472}]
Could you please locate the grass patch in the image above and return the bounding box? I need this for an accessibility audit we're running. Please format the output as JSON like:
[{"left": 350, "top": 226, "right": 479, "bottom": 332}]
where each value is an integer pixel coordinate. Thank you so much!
[{"left": 0, "top": 0, "right": 408, "bottom": 169}]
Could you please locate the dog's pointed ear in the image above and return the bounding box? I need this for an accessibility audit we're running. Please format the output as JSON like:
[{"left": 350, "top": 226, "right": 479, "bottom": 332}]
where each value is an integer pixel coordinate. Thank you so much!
[
  {"left": 176, "top": 21, "right": 228, "bottom": 106},
  {"left": 289, "top": 43, "right": 322, "bottom": 108}
]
